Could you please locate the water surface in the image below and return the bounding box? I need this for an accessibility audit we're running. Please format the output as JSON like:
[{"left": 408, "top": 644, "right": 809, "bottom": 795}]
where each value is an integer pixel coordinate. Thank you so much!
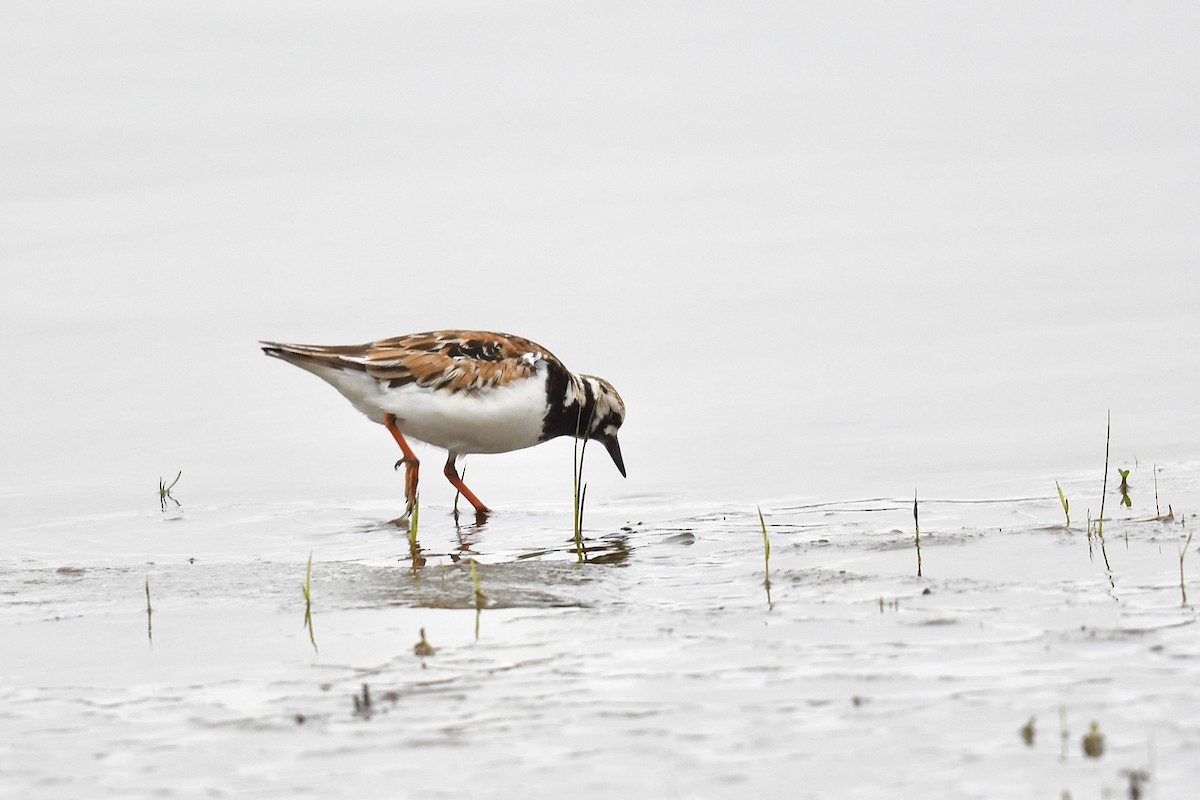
[{"left": 3, "top": 2, "right": 1200, "bottom": 797}]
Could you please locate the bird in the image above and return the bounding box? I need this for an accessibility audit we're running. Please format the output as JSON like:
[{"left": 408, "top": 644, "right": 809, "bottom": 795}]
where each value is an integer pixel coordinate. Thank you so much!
[{"left": 260, "top": 330, "right": 625, "bottom": 518}]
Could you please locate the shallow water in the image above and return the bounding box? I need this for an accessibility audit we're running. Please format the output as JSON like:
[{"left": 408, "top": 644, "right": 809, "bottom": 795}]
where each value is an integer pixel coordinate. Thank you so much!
[
  {"left": 4, "top": 472, "right": 1199, "bottom": 798},
  {"left": 4, "top": 2, "right": 1200, "bottom": 798}
]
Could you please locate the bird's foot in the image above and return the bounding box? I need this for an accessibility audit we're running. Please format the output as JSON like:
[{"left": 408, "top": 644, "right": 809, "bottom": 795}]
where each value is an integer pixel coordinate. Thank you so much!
[{"left": 393, "top": 457, "right": 420, "bottom": 513}]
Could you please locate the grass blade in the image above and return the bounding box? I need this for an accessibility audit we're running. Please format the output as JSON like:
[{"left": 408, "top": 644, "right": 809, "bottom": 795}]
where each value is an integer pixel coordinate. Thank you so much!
[
  {"left": 470, "top": 558, "right": 485, "bottom": 640},
  {"left": 1055, "top": 481, "right": 1070, "bottom": 527},
  {"left": 758, "top": 506, "right": 773, "bottom": 611},
  {"left": 302, "top": 551, "right": 317, "bottom": 653},
  {"left": 913, "top": 490, "right": 923, "bottom": 578},
  {"left": 145, "top": 576, "right": 153, "bottom": 644}
]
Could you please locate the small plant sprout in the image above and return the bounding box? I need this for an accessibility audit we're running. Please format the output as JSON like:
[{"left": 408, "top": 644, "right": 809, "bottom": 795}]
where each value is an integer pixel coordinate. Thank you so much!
[
  {"left": 572, "top": 405, "right": 594, "bottom": 563},
  {"left": 1082, "top": 721, "right": 1105, "bottom": 758},
  {"left": 1151, "top": 464, "right": 1175, "bottom": 521},
  {"left": 1180, "top": 529, "right": 1194, "bottom": 606},
  {"left": 469, "top": 558, "right": 485, "bottom": 640},
  {"left": 145, "top": 576, "right": 153, "bottom": 644},
  {"left": 301, "top": 552, "right": 317, "bottom": 653},
  {"left": 158, "top": 471, "right": 182, "bottom": 512},
  {"left": 1118, "top": 467, "right": 1132, "bottom": 508},
  {"left": 1122, "top": 768, "right": 1150, "bottom": 800},
  {"left": 1055, "top": 481, "right": 1070, "bottom": 527},
  {"left": 1086, "top": 508, "right": 1094, "bottom": 557},
  {"left": 913, "top": 490, "right": 923, "bottom": 578},
  {"left": 352, "top": 683, "right": 372, "bottom": 718},
  {"left": 757, "top": 506, "right": 773, "bottom": 611},
  {"left": 413, "top": 627, "right": 436, "bottom": 657},
  {"left": 1096, "top": 413, "right": 1113, "bottom": 574},
  {"left": 408, "top": 494, "right": 425, "bottom": 569},
  {"left": 1020, "top": 716, "right": 1035, "bottom": 747}
]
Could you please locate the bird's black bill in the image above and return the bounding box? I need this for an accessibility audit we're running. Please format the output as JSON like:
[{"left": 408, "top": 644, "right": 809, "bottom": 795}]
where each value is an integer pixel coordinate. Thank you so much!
[{"left": 603, "top": 435, "right": 626, "bottom": 478}]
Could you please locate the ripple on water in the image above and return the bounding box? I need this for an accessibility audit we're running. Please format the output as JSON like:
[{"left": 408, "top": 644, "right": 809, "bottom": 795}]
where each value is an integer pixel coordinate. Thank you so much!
[{"left": 4, "top": 487, "right": 1200, "bottom": 798}]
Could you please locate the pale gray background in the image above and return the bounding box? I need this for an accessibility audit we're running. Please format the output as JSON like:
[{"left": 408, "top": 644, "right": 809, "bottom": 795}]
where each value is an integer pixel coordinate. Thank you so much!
[
  {"left": 5, "top": 5, "right": 1200, "bottom": 799},
  {"left": 4, "top": 1, "right": 1199, "bottom": 519}
]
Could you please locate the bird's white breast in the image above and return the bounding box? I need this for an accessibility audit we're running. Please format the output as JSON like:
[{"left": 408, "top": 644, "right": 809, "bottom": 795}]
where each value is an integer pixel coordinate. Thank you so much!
[
  {"left": 305, "top": 362, "right": 548, "bottom": 456},
  {"left": 290, "top": 352, "right": 553, "bottom": 454},
  {"left": 387, "top": 371, "right": 549, "bottom": 454}
]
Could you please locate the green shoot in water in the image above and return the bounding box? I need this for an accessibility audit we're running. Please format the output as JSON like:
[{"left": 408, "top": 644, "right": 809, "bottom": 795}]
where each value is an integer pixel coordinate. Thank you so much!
[
  {"left": 408, "top": 493, "right": 425, "bottom": 569},
  {"left": 1020, "top": 717, "right": 1035, "bottom": 747},
  {"left": 1118, "top": 467, "right": 1132, "bottom": 508},
  {"left": 414, "top": 627, "right": 436, "bottom": 657},
  {"left": 352, "top": 683, "right": 372, "bottom": 717},
  {"left": 1151, "top": 463, "right": 1175, "bottom": 521},
  {"left": 913, "top": 490, "right": 923, "bottom": 578},
  {"left": 158, "top": 471, "right": 182, "bottom": 512},
  {"left": 301, "top": 551, "right": 317, "bottom": 652},
  {"left": 572, "top": 405, "right": 594, "bottom": 563},
  {"left": 1055, "top": 481, "right": 1070, "bottom": 526},
  {"left": 469, "top": 558, "right": 484, "bottom": 640},
  {"left": 1180, "top": 530, "right": 1194, "bottom": 607},
  {"left": 1096, "top": 412, "right": 1113, "bottom": 575},
  {"left": 145, "top": 575, "right": 153, "bottom": 642},
  {"left": 758, "top": 506, "right": 773, "bottom": 610}
]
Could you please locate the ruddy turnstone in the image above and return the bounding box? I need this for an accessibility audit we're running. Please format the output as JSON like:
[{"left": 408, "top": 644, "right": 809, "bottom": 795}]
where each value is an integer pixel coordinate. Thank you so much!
[{"left": 260, "top": 330, "right": 625, "bottom": 517}]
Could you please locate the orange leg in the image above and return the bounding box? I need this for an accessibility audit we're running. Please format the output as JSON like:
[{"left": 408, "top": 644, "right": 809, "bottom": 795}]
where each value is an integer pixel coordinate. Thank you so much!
[
  {"left": 384, "top": 414, "right": 419, "bottom": 515},
  {"left": 444, "top": 454, "right": 490, "bottom": 515}
]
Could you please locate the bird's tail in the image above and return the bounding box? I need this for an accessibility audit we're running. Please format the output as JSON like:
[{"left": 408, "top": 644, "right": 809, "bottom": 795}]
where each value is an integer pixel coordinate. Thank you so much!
[{"left": 259, "top": 340, "right": 371, "bottom": 373}]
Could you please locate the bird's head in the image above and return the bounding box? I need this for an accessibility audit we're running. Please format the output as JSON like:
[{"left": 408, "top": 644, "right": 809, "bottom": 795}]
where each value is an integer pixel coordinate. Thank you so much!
[{"left": 578, "top": 374, "right": 626, "bottom": 478}]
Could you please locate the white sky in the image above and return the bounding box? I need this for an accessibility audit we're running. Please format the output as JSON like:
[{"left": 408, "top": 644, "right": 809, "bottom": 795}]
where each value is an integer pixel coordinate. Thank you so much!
[{"left": 3, "top": 2, "right": 1199, "bottom": 512}]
